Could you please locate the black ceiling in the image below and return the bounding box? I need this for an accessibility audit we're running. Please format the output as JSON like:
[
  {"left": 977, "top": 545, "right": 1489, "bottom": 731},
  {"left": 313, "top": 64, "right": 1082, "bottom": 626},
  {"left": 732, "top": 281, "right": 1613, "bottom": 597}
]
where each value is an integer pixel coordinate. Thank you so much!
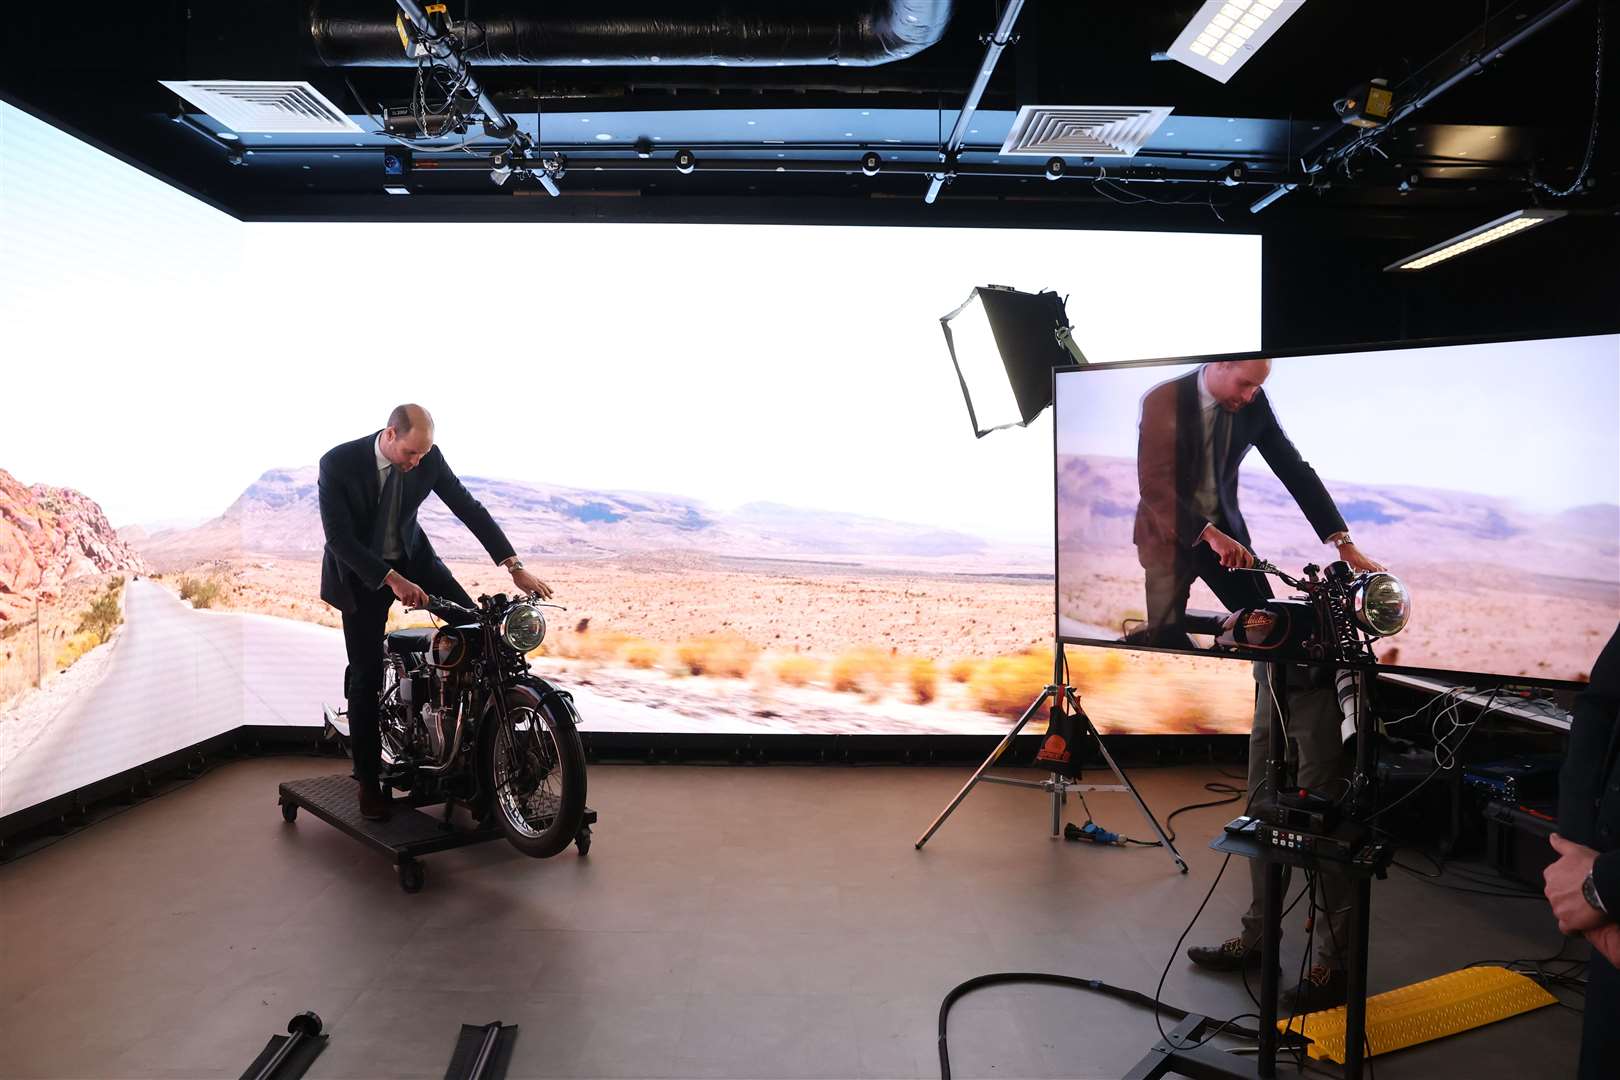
[{"left": 2, "top": 0, "right": 1614, "bottom": 245}]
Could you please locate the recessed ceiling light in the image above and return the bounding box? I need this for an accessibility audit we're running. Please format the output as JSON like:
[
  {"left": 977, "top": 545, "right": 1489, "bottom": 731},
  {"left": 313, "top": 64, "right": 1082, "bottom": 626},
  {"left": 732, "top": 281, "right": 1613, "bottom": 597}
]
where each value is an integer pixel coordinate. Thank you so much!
[
  {"left": 844, "top": 132, "right": 854, "bottom": 137},
  {"left": 747, "top": 120, "right": 757, "bottom": 125},
  {"left": 218, "top": 131, "right": 239, "bottom": 141},
  {"left": 861, "top": 111, "right": 871, "bottom": 116},
  {"left": 650, "top": 55, "right": 661, "bottom": 62},
  {"left": 1166, "top": 0, "right": 1304, "bottom": 81},
  {"left": 384, "top": 185, "right": 410, "bottom": 195},
  {"left": 595, "top": 133, "right": 613, "bottom": 141},
  {"left": 580, "top": 118, "right": 590, "bottom": 123}
]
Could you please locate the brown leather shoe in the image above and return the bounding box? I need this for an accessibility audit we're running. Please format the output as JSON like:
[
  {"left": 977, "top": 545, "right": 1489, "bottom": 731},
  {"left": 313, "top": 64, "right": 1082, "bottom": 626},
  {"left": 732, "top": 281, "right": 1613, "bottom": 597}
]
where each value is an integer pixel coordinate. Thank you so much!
[{"left": 358, "top": 782, "right": 392, "bottom": 822}]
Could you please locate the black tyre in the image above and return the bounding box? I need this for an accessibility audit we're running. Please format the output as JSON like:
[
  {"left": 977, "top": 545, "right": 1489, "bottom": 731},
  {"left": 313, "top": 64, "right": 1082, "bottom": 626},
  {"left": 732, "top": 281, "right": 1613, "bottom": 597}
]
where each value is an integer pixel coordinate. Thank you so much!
[
  {"left": 575, "top": 824, "right": 592, "bottom": 856},
  {"left": 280, "top": 801, "right": 297, "bottom": 823},
  {"left": 477, "top": 683, "right": 587, "bottom": 859}
]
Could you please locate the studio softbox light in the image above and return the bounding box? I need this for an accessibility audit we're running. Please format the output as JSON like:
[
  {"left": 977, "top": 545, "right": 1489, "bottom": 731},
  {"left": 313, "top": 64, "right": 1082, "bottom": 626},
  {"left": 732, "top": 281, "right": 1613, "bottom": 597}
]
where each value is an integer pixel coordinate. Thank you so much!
[{"left": 940, "top": 285, "right": 1085, "bottom": 438}]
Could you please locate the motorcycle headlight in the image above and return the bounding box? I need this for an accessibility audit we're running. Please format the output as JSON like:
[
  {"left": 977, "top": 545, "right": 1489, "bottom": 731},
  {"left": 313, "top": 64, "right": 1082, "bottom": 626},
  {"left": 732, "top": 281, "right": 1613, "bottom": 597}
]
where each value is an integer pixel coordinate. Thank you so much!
[
  {"left": 1351, "top": 573, "right": 1411, "bottom": 637},
  {"left": 500, "top": 603, "right": 547, "bottom": 653}
]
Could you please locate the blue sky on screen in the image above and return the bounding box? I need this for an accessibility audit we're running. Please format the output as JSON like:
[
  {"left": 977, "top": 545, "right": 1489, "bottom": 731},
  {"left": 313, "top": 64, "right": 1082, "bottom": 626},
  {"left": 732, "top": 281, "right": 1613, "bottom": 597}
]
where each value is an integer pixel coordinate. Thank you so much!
[
  {"left": 1054, "top": 336, "right": 1620, "bottom": 513},
  {"left": 3, "top": 101, "right": 1262, "bottom": 542}
]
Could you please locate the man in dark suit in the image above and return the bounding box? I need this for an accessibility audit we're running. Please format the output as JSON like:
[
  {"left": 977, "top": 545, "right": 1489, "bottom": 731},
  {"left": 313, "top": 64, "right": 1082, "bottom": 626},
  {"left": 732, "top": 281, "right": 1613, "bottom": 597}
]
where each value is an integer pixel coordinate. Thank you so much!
[
  {"left": 1548, "top": 623, "right": 1620, "bottom": 1079},
  {"left": 1143, "top": 360, "right": 1385, "bottom": 1011},
  {"left": 1133, "top": 358, "right": 1382, "bottom": 643},
  {"left": 318, "top": 403, "right": 552, "bottom": 821}
]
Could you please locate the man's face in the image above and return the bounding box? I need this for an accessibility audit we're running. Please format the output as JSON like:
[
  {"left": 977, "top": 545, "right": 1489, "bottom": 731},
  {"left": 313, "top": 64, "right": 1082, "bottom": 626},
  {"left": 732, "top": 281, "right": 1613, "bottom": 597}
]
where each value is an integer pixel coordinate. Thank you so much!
[
  {"left": 1206, "top": 360, "right": 1271, "bottom": 412},
  {"left": 382, "top": 426, "right": 434, "bottom": 471}
]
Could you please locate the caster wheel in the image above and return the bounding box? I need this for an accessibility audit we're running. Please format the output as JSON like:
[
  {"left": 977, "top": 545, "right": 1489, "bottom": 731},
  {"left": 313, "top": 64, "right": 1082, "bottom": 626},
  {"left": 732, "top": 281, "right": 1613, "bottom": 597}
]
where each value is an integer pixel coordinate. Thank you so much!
[
  {"left": 280, "top": 801, "right": 297, "bottom": 823},
  {"left": 575, "top": 825, "right": 592, "bottom": 856},
  {"left": 398, "top": 860, "right": 425, "bottom": 893}
]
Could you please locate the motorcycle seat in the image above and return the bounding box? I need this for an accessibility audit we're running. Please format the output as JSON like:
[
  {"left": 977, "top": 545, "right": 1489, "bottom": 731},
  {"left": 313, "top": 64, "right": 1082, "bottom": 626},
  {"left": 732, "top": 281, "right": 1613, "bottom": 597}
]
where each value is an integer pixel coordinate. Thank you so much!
[{"left": 384, "top": 627, "right": 436, "bottom": 654}]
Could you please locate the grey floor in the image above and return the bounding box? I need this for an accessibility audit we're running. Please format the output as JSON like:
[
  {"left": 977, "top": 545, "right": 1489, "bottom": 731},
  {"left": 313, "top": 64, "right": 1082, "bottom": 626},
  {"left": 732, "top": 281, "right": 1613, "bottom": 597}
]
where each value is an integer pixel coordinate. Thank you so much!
[{"left": 0, "top": 758, "right": 1583, "bottom": 1080}]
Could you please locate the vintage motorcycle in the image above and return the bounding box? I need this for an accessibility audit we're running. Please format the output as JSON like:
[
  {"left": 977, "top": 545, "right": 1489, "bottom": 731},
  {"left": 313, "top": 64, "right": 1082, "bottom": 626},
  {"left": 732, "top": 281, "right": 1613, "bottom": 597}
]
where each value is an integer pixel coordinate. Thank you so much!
[
  {"left": 1194, "top": 558, "right": 1412, "bottom": 665},
  {"left": 323, "top": 591, "right": 589, "bottom": 859}
]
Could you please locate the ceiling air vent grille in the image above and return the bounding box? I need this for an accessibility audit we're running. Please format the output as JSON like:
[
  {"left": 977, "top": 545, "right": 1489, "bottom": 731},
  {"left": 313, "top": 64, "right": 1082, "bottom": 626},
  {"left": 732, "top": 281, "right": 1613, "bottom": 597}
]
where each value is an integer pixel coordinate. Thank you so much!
[
  {"left": 159, "top": 80, "right": 362, "bottom": 135},
  {"left": 998, "top": 105, "right": 1174, "bottom": 158}
]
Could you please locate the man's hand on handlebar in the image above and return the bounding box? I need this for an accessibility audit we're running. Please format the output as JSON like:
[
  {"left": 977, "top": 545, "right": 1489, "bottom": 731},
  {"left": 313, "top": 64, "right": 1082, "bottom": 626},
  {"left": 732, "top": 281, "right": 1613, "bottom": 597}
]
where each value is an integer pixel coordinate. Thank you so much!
[
  {"left": 1338, "top": 543, "right": 1387, "bottom": 574},
  {"left": 384, "top": 569, "right": 429, "bottom": 609},
  {"left": 510, "top": 566, "right": 554, "bottom": 600},
  {"left": 1199, "top": 524, "right": 1254, "bottom": 570}
]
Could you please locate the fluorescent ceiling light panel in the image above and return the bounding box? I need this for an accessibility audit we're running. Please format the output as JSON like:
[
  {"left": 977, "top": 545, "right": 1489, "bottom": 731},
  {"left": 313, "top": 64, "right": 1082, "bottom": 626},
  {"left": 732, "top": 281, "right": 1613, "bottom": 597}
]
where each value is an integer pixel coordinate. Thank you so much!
[
  {"left": 159, "top": 80, "right": 362, "bottom": 134},
  {"left": 1384, "top": 209, "right": 1567, "bottom": 271},
  {"left": 999, "top": 106, "right": 1174, "bottom": 158},
  {"left": 1166, "top": 1, "right": 1308, "bottom": 84}
]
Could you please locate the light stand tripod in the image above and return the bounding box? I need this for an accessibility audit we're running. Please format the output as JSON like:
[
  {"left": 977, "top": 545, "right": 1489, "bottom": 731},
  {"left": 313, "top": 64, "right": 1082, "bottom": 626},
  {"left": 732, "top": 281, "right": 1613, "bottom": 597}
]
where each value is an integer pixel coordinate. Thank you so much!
[{"left": 915, "top": 645, "right": 1189, "bottom": 874}]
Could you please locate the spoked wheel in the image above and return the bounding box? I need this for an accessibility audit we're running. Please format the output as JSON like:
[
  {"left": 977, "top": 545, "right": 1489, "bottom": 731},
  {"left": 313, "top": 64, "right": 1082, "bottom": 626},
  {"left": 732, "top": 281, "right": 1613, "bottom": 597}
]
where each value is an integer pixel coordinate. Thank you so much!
[{"left": 478, "top": 684, "right": 587, "bottom": 858}]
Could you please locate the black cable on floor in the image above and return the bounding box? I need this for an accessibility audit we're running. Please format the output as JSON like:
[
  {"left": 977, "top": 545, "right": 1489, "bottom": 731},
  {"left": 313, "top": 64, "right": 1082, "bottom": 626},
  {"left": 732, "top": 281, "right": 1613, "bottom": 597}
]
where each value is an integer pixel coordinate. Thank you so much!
[
  {"left": 935, "top": 971, "right": 1300, "bottom": 1080},
  {"left": 1163, "top": 782, "right": 1245, "bottom": 844}
]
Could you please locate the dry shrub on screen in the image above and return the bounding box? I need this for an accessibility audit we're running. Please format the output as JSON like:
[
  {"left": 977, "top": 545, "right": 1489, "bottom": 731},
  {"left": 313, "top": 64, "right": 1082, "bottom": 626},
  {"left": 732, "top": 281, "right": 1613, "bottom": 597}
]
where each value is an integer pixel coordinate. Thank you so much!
[
  {"left": 675, "top": 634, "right": 761, "bottom": 678},
  {"left": 55, "top": 629, "right": 102, "bottom": 671},
  {"left": 1167, "top": 690, "right": 1210, "bottom": 732},
  {"left": 909, "top": 657, "right": 939, "bottom": 704},
  {"left": 178, "top": 576, "right": 222, "bottom": 609},
  {"left": 557, "top": 626, "right": 633, "bottom": 662},
  {"left": 774, "top": 653, "right": 822, "bottom": 687},
  {"left": 969, "top": 650, "right": 1051, "bottom": 717},
  {"left": 1065, "top": 648, "right": 1126, "bottom": 691},
  {"left": 830, "top": 647, "right": 899, "bottom": 697},
  {"left": 948, "top": 657, "right": 979, "bottom": 684},
  {"left": 75, "top": 581, "right": 124, "bottom": 640},
  {"left": 622, "top": 641, "right": 662, "bottom": 669}
]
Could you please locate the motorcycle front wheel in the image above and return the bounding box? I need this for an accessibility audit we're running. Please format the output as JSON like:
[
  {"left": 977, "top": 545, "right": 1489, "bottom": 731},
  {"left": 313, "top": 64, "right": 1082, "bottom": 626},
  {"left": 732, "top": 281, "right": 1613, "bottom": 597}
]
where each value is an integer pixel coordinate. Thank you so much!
[{"left": 477, "top": 684, "right": 587, "bottom": 858}]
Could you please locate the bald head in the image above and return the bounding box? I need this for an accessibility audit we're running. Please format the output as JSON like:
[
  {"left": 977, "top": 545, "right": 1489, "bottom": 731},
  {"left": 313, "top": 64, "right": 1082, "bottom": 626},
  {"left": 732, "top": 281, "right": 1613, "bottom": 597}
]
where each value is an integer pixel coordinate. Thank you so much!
[
  {"left": 1204, "top": 359, "right": 1271, "bottom": 412},
  {"left": 380, "top": 403, "right": 435, "bottom": 471}
]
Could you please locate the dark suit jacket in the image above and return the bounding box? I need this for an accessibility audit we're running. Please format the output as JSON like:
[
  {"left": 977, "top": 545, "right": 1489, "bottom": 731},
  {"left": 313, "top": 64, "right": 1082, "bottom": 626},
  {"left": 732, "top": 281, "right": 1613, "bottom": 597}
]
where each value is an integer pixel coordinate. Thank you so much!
[
  {"left": 317, "top": 431, "right": 516, "bottom": 613},
  {"left": 1133, "top": 370, "right": 1347, "bottom": 566},
  {"left": 1559, "top": 623, "right": 1620, "bottom": 912}
]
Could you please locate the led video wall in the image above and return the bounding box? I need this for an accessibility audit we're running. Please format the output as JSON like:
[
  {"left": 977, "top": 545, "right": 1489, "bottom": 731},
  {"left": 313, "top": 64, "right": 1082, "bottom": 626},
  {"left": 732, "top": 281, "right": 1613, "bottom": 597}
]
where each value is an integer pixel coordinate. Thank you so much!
[{"left": 0, "top": 101, "right": 1262, "bottom": 816}]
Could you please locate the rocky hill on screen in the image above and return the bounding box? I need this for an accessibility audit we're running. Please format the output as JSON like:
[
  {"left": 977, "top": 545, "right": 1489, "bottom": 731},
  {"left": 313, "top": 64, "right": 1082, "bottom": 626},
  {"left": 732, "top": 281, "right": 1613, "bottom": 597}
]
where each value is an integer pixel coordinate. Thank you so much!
[{"left": 0, "top": 469, "right": 150, "bottom": 623}]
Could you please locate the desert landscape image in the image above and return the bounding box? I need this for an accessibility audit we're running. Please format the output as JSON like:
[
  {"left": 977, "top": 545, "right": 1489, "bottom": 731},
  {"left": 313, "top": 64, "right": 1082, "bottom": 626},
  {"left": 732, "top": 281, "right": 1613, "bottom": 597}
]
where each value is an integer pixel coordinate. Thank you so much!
[
  {"left": 1056, "top": 457, "right": 1619, "bottom": 683},
  {"left": 0, "top": 456, "right": 1262, "bottom": 813}
]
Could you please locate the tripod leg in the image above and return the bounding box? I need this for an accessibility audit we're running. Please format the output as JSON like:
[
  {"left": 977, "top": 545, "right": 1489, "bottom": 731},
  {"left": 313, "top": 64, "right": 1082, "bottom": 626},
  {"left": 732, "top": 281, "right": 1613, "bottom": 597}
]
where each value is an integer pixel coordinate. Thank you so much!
[
  {"left": 915, "top": 687, "right": 1053, "bottom": 850},
  {"left": 1065, "top": 687, "right": 1189, "bottom": 873},
  {"left": 1052, "top": 775, "right": 1064, "bottom": 837}
]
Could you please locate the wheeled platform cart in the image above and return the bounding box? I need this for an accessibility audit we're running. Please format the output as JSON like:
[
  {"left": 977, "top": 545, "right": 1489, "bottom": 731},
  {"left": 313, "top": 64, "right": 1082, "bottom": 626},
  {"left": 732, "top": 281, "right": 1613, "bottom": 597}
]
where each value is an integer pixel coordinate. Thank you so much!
[{"left": 277, "top": 773, "right": 596, "bottom": 893}]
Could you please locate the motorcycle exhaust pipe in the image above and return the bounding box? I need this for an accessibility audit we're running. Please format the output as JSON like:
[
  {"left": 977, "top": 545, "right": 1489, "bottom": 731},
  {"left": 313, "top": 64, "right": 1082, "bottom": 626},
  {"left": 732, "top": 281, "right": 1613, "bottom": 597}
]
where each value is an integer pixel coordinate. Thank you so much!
[{"left": 414, "top": 708, "right": 466, "bottom": 776}]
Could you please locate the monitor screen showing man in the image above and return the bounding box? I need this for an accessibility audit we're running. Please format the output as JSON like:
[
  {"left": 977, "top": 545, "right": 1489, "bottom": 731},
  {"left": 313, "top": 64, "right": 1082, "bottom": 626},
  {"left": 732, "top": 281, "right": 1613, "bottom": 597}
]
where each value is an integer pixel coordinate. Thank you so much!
[{"left": 1055, "top": 334, "right": 1620, "bottom": 687}]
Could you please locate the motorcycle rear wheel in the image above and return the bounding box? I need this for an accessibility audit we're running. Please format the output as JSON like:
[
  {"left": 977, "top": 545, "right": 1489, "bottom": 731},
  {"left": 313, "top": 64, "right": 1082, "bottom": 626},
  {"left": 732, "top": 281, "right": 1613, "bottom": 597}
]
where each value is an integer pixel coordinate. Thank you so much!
[{"left": 478, "top": 684, "right": 587, "bottom": 858}]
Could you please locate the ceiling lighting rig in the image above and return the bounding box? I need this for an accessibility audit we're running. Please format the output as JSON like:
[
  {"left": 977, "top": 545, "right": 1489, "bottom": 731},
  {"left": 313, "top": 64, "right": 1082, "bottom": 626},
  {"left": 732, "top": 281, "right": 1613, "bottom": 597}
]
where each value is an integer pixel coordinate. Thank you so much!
[{"left": 388, "top": 0, "right": 563, "bottom": 194}]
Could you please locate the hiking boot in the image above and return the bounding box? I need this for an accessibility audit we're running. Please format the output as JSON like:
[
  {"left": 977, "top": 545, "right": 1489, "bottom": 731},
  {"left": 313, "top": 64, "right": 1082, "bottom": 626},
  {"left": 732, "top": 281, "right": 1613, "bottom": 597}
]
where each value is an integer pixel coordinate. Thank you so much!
[
  {"left": 1186, "top": 936, "right": 1261, "bottom": 972},
  {"left": 1281, "top": 965, "right": 1349, "bottom": 1014}
]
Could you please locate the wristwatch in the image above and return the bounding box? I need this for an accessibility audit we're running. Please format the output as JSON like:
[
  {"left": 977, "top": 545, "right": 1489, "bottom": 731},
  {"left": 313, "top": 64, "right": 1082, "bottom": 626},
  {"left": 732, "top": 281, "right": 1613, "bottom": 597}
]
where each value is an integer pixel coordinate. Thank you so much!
[
  {"left": 1328, "top": 531, "right": 1354, "bottom": 548},
  {"left": 1584, "top": 869, "right": 1609, "bottom": 915},
  {"left": 503, "top": 557, "right": 525, "bottom": 573}
]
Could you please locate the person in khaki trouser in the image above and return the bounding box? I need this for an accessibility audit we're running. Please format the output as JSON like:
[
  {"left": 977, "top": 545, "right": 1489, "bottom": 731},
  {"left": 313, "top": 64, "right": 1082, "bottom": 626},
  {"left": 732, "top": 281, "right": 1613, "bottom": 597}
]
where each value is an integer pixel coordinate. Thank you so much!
[{"left": 1186, "top": 661, "right": 1355, "bottom": 1014}]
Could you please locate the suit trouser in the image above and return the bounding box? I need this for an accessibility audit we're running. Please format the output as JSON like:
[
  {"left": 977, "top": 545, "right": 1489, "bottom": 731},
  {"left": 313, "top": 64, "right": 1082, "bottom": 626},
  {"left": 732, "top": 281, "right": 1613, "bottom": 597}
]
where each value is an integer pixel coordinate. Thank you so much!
[
  {"left": 340, "top": 559, "right": 475, "bottom": 787},
  {"left": 1581, "top": 945, "right": 1620, "bottom": 1079},
  {"left": 1141, "top": 539, "right": 1272, "bottom": 647},
  {"left": 1240, "top": 662, "right": 1352, "bottom": 969}
]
